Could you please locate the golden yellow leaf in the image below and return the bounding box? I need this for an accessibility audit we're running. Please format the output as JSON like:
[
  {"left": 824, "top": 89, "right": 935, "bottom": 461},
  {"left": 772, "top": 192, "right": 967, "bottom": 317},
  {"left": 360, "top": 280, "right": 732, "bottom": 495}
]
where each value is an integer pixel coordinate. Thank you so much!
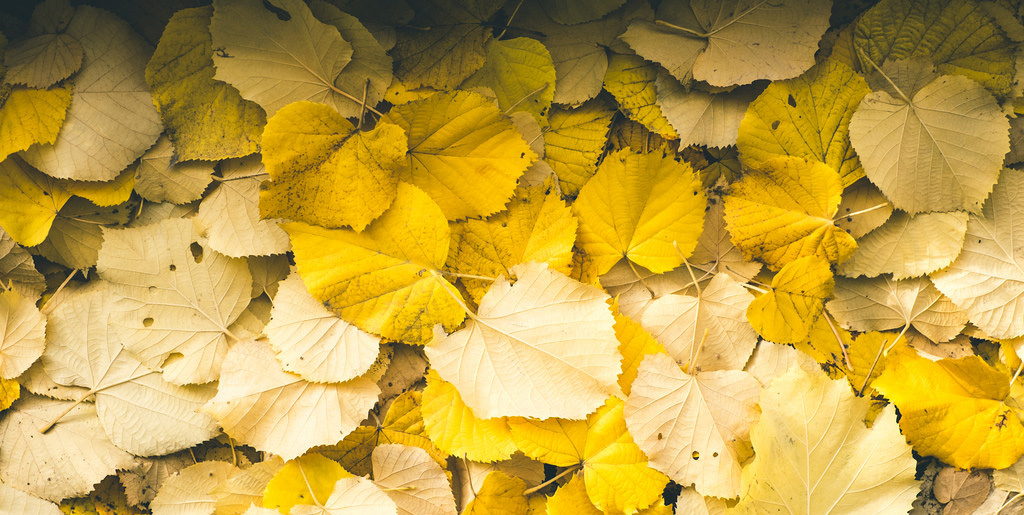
[
  {"left": 461, "top": 471, "right": 528, "bottom": 515},
  {"left": 603, "top": 53, "right": 677, "bottom": 139},
  {"left": 613, "top": 306, "right": 668, "bottom": 396},
  {"left": 0, "top": 156, "right": 72, "bottom": 246},
  {"left": 462, "top": 37, "right": 556, "bottom": 126},
  {"left": 0, "top": 86, "right": 71, "bottom": 162},
  {"left": 263, "top": 453, "right": 352, "bottom": 513},
  {"left": 747, "top": 255, "right": 834, "bottom": 344},
  {"left": 59, "top": 165, "right": 135, "bottom": 207},
  {"left": 421, "top": 369, "right": 517, "bottom": 463},
  {"left": 543, "top": 100, "right": 615, "bottom": 196}
]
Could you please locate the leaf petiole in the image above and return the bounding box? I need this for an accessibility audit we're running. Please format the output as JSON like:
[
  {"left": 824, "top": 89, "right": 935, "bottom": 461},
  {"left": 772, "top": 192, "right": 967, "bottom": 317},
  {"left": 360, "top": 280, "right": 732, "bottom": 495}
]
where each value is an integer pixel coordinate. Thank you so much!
[{"left": 522, "top": 463, "right": 582, "bottom": 495}]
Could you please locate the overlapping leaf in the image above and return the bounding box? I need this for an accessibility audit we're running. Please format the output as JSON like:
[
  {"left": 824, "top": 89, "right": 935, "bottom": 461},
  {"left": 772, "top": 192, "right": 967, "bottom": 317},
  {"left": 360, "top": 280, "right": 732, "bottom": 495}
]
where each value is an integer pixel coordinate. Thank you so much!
[
  {"left": 543, "top": 100, "right": 615, "bottom": 196},
  {"left": 0, "top": 288, "right": 45, "bottom": 380},
  {"left": 747, "top": 255, "right": 834, "bottom": 344},
  {"left": 827, "top": 276, "right": 968, "bottom": 344},
  {"left": 838, "top": 211, "right": 968, "bottom": 279},
  {"left": 462, "top": 37, "right": 555, "bottom": 126},
  {"left": 0, "top": 86, "right": 70, "bottom": 162}
]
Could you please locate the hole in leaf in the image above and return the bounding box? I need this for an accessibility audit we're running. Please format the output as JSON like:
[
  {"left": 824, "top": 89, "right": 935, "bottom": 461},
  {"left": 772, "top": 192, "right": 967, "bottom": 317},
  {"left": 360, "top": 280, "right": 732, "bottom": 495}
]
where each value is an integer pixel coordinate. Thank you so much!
[
  {"left": 142, "top": 317, "right": 154, "bottom": 327},
  {"left": 692, "top": 451, "right": 700, "bottom": 460},
  {"left": 190, "top": 242, "right": 204, "bottom": 263},
  {"left": 787, "top": 94, "right": 796, "bottom": 107},
  {"left": 657, "top": 432, "right": 663, "bottom": 440},
  {"left": 261, "top": 0, "right": 291, "bottom": 20},
  {"left": 713, "top": 452, "right": 719, "bottom": 457},
  {"left": 162, "top": 352, "right": 185, "bottom": 369},
  {"left": 169, "top": 264, "right": 176, "bottom": 272}
]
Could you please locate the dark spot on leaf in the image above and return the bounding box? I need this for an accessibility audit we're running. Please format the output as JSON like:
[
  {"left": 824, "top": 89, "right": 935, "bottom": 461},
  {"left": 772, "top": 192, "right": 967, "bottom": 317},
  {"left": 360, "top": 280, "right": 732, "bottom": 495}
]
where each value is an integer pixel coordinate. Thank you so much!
[
  {"left": 657, "top": 433, "right": 663, "bottom": 440},
  {"left": 262, "top": 0, "right": 291, "bottom": 20},
  {"left": 143, "top": 317, "right": 154, "bottom": 327},
  {"left": 692, "top": 451, "right": 699, "bottom": 460},
  {"left": 190, "top": 242, "right": 204, "bottom": 263},
  {"left": 713, "top": 452, "right": 719, "bottom": 457},
  {"left": 771, "top": 120, "right": 780, "bottom": 130},
  {"left": 169, "top": 264, "right": 176, "bottom": 272},
  {"left": 787, "top": 94, "right": 796, "bottom": 107}
]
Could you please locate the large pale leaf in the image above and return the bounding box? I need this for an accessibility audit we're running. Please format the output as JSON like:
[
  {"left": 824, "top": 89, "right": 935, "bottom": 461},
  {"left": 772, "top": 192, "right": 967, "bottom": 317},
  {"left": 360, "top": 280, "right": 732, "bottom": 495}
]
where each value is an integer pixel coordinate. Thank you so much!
[
  {"left": 202, "top": 339, "right": 380, "bottom": 460},
  {"left": 196, "top": 156, "right": 290, "bottom": 257},
  {"left": 425, "top": 262, "right": 622, "bottom": 420},
  {"left": 265, "top": 272, "right": 380, "bottom": 383},
  {"left": 0, "top": 156, "right": 72, "bottom": 246},
  {"left": 625, "top": 353, "right": 759, "bottom": 498},
  {"left": 461, "top": 37, "right": 555, "bottom": 126},
  {"left": 97, "top": 218, "right": 252, "bottom": 385},
  {"left": 210, "top": 0, "right": 356, "bottom": 117},
  {"left": 0, "top": 288, "right": 45, "bottom": 380},
  {"left": 729, "top": 365, "right": 919, "bottom": 514},
  {"left": 0, "top": 86, "right": 71, "bottom": 162},
  {"left": 381, "top": 90, "right": 535, "bottom": 220},
  {"left": 285, "top": 182, "right": 466, "bottom": 344},
  {"left": 621, "top": 0, "right": 831, "bottom": 86},
  {"left": 656, "top": 73, "right": 755, "bottom": 148},
  {"left": 0, "top": 394, "right": 138, "bottom": 502},
  {"left": 637, "top": 273, "right": 757, "bottom": 372},
  {"left": 827, "top": 276, "right": 968, "bottom": 344},
  {"left": 3, "top": 32, "right": 82, "bottom": 88},
  {"left": 723, "top": 156, "right": 856, "bottom": 270},
  {"left": 372, "top": 444, "right": 457, "bottom": 515},
  {"left": 0, "top": 482, "right": 61, "bottom": 515},
  {"left": 544, "top": 101, "right": 615, "bottom": 196},
  {"left": 838, "top": 211, "right": 968, "bottom": 279},
  {"left": 20, "top": 6, "right": 162, "bottom": 181},
  {"left": 573, "top": 150, "right": 705, "bottom": 276},
  {"left": 849, "top": 71, "right": 1009, "bottom": 215},
  {"left": 150, "top": 461, "right": 238, "bottom": 515},
  {"left": 737, "top": 59, "right": 869, "bottom": 187},
  {"left": 931, "top": 170, "right": 1024, "bottom": 339},
  {"left": 145, "top": 6, "right": 265, "bottom": 162}
]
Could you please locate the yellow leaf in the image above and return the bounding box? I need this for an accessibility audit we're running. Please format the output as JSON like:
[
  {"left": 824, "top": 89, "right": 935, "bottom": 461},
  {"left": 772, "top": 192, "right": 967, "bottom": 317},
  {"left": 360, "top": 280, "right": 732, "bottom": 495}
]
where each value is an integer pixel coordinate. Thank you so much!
[
  {"left": 545, "top": 473, "right": 601, "bottom": 515},
  {"left": 0, "top": 377, "right": 18, "bottom": 412},
  {"left": 0, "top": 288, "right": 45, "bottom": 380},
  {"left": 286, "top": 182, "right": 466, "bottom": 344},
  {"left": 446, "top": 182, "right": 577, "bottom": 304},
  {"left": 261, "top": 101, "right": 404, "bottom": 231},
  {"left": 146, "top": 6, "right": 265, "bottom": 161},
  {"left": 421, "top": 369, "right": 517, "bottom": 463},
  {"left": 0, "top": 157, "right": 72, "bottom": 246},
  {"left": 573, "top": 150, "right": 705, "bottom": 276},
  {"left": 462, "top": 471, "right": 528, "bottom": 515},
  {"left": 544, "top": 100, "right": 615, "bottom": 196},
  {"left": 60, "top": 475, "right": 145, "bottom": 515},
  {"left": 462, "top": 37, "right": 556, "bottom": 126},
  {"left": 382, "top": 90, "right": 535, "bottom": 220},
  {"left": 613, "top": 307, "right": 668, "bottom": 396},
  {"left": 723, "top": 155, "right": 856, "bottom": 270},
  {"left": 747, "top": 255, "right": 834, "bottom": 344},
  {"left": 59, "top": 165, "right": 135, "bottom": 207},
  {"left": 0, "top": 86, "right": 71, "bottom": 162},
  {"left": 737, "top": 59, "right": 869, "bottom": 187},
  {"left": 792, "top": 314, "right": 851, "bottom": 380},
  {"left": 263, "top": 453, "right": 351, "bottom": 513},
  {"left": 603, "top": 53, "right": 677, "bottom": 139},
  {"left": 874, "top": 347, "right": 1024, "bottom": 469},
  {"left": 508, "top": 397, "right": 669, "bottom": 514}
]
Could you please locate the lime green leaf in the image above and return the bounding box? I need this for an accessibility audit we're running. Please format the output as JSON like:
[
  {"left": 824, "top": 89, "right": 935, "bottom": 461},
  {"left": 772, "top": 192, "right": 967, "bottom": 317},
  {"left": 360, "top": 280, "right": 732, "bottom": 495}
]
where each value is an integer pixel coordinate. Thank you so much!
[
  {"left": 838, "top": 211, "right": 968, "bottom": 279},
  {"left": 286, "top": 182, "right": 466, "bottom": 344},
  {"left": 382, "top": 91, "right": 535, "bottom": 221},
  {"left": 747, "top": 255, "right": 835, "bottom": 344},
  {"left": 0, "top": 156, "right": 72, "bottom": 246},
  {"left": 462, "top": 37, "right": 555, "bottom": 126},
  {"left": 603, "top": 53, "right": 677, "bottom": 139},
  {"left": 146, "top": 6, "right": 265, "bottom": 161},
  {"left": 544, "top": 100, "right": 615, "bottom": 197},
  {"left": 261, "top": 101, "right": 405, "bottom": 231},
  {"left": 723, "top": 156, "right": 856, "bottom": 270},
  {"left": 573, "top": 150, "right": 705, "bottom": 276},
  {"left": 0, "top": 86, "right": 71, "bottom": 162},
  {"left": 737, "top": 59, "right": 870, "bottom": 187},
  {"left": 853, "top": 0, "right": 1016, "bottom": 97},
  {"left": 19, "top": 6, "right": 162, "bottom": 181}
]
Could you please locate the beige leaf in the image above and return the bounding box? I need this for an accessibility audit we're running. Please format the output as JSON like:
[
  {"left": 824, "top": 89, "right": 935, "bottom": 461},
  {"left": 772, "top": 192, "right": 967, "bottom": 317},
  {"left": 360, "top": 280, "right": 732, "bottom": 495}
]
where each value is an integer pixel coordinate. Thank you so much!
[
  {"left": 425, "top": 262, "right": 622, "bottom": 420},
  {"left": 97, "top": 218, "right": 252, "bottom": 385},
  {"left": 0, "top": 481, "right": 62, "bottom": 515},
  {"left": 20, "top": 6, "right": 162, "bottom": 181},
  {"left": 690, "top": 193, "right": 762, "bottom": 284},
  {"left": 452, "top": 453, "right": 544, "bottom": 511},
  {"left": 625, "top": 353, "right": 759, "bottom": 498},
  {"left": 0, "top": 288, "right": 45, "bottom": 379},
  {"left": 202, "top": 339, "right": 380, "bottom": 460},
  {"left": 638, "top": 273, "right": 757, "bottom": 372},
  {"left": 3, "top": 32, "right": 83, "bottom": 88},
  {"left": 372, "top": 444, "right": 457, "bottom": 515},
  {"left": 42, "top": 281, "right": 218, "bottom": 456},
  {"left": 291, "top": 477, "right": 398, "bottom": 515},
  {"left": 656, "top": 72, "right": 756, "bottom": 147},
  {"left": 0, "top": 394, "right": 138, "bottom": 502},
  {"left": 0, "top": 229, "right": 45, "bottom": 294},
  {"left": 35, "top": 196, "right": 136, "bottom": 270},
  {"left": 196, "top": 156, "right": 290, "bottom": 258},
  {"left": 213, "top": 457, "right": 285, "bottom": 515},
  {"left": 826, "top": 276, "right": 968, "bottom": 343},
  {"left": 131, "top": 136, "right": 216, "bottom": 205},
  {"left": 150, "top": 461, "right": 238, "bottom": 515},
  {"left": 265, "top": 271, "right": 380, "bottom": 383},
  {"left": 833, "top": 179, "right": 893, "bottom": 239},
  {"left": 119, "top": 452, "right": 195, "bottom": 507},
  {"left": 838, "top": 211, "right": 968, "bottom": 279}
]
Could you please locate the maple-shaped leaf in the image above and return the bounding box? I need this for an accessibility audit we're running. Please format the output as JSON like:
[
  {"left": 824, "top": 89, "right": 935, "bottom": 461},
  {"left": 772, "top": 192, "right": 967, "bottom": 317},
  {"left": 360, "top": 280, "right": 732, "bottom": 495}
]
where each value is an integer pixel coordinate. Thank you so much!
[
  {"left": 827, "top": 276, "right": 968, "bottom": 344},
  {"left": 544, "top": 100, "right": 615, "bottom": 196},
  {"left": 203, "top": 339, "right": 379, "bottom": 460},
  {"left": 41, "top": 281, "right": 219, "bottom": 456},
  {"left": 730, "top": 364, "right": 919, "bottom": 514},
  {"left": 372, "top": 443, "right": 457, "bottom": 515},
  {"left": 461, "top": 37, "right": 556, "bottom": 126},
  {"left": 265, "top": 271, "right": 380, "bottom": 383},
  {"left": 426, "top": 262, "right": 623, "bottom": 420},
  {"left": 656, "top": 73, "right": 756, "bottom": 148},
  {"left": 381, "top": 90, "right": 535, "bottom": 221},
  {"left": 737, "top": 59, "right": 870, "bottom": 187},
  {"left": 853, "top": 0, "right": 1016, "bottom": 97},
  {"left": 931, "top": 170, "right": 1024, "bottom": 339},
  {"left": 196, "top": 156, "right": 290, "bottom": 258},
  {"left": 637, "top": 272, "right": 758, "bottom": 372},
  {"left": 509, "top": 396, "right": 669, "bottom": 514},
  {"left": 146, "top": 6, "right": 265, "bottom": 162},
  {"left": 150, "top": 461, "right": 239, "bottom": 515},
  {"left": 420, "top": 369, "right": 517, "bottom": 463},
  {"left": 20, "top": 6, "right": 162, "bottom": 181},
  {"left": 0, "top": 394, "right": 139, "bottom": 502},
  {"left": 0, "top": 288, "right": 45, "bottom": 380},
  {"left": 0, "top": 86, "right": 71, "bottom": 163},
  {"left": 747, "top": 255, "right": 834, "bottom": 344},
  {"left": 286, "top": 182, "right": 466, "bottom": 344},
  {"left": 0, "top": 156, "right": 72, "bottom": 246},
  {"left": 603, "top": 53, "right": 677, "bottom": 139},
  {"left": 874, "top": 347, "right": 1024, "bottom": 469},
  {"left": 129, "top": 135, "right": 216, "bottom": 205},
  {"left": 0, "top": 481, "right": 61, "bottom": 515},
  {"left": 260, "top": 101, "right": 405, "bottom": 231},
  {"left": 723, "top": 155, "right": 856, "bottom": 270},
  {"left": 621, "top": 0, "right": 831, "bottom": 87},
  {"left": 97, "top": 218, "right": 252, "bottom": 385},
  {"left": 573, "top": 149, "right": 705, "bottom": 276},
  {"left": 849, "top": 59, "right": 1008, "bottom": 215},
  {"left": 625, "top": 353, "right": 760, "bottom": 499},
  {"left": 838, "top": 210, "right": 968, "bottom": 279}
]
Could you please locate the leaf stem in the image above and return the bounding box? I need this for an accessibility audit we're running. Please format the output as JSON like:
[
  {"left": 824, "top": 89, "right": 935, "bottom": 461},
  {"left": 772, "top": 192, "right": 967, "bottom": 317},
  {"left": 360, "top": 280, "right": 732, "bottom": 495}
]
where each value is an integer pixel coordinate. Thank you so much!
[
  {"left": 522, "top": 463, "right": 582, "bottom": 495},
  {"left": 504, "top": 82, "right": 549, "bottom": 115},
  {"left": 625, "top": 258, "right": 655, "bottom": 296},
  {"left": 213, "top": 172, "right": 269, "bottom": 182},
  {"left": 684, "top": 328, "right": 710, "bottom": 374},
  {"left": 824, "top": 314, "right": 853, "bottom": 372},
  {"left": 441, "top": 271, "right": 499, "bottom": 282},
  {"left": 675, "top": 242, "right": 702, "bottom": 297},
  {"left": 835, "top": 202, "right": 890, "bottom": 222},
  {"left": 40, "top": 268, "right": 80, "bottom": 316},
  {"left": 429, "top": 270, "right": 477, "bottom": 321},
  {"left": 497, "top": 0, "right": 524, "bottom": 40},
  {"left": 855, "top": 47, "right": 912, "bottom": 105},
  {"left": 857, "top": 337, "right": 887, "bottom": 397},
  {"left": 297, "top": 462, "right": 327, "bottom": 509},
  {"left": 654, "top": 19, "right": 708, "bottom": 38},
  {"left": 39, "top": 390, "right": 95, "bottom": 433}
]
